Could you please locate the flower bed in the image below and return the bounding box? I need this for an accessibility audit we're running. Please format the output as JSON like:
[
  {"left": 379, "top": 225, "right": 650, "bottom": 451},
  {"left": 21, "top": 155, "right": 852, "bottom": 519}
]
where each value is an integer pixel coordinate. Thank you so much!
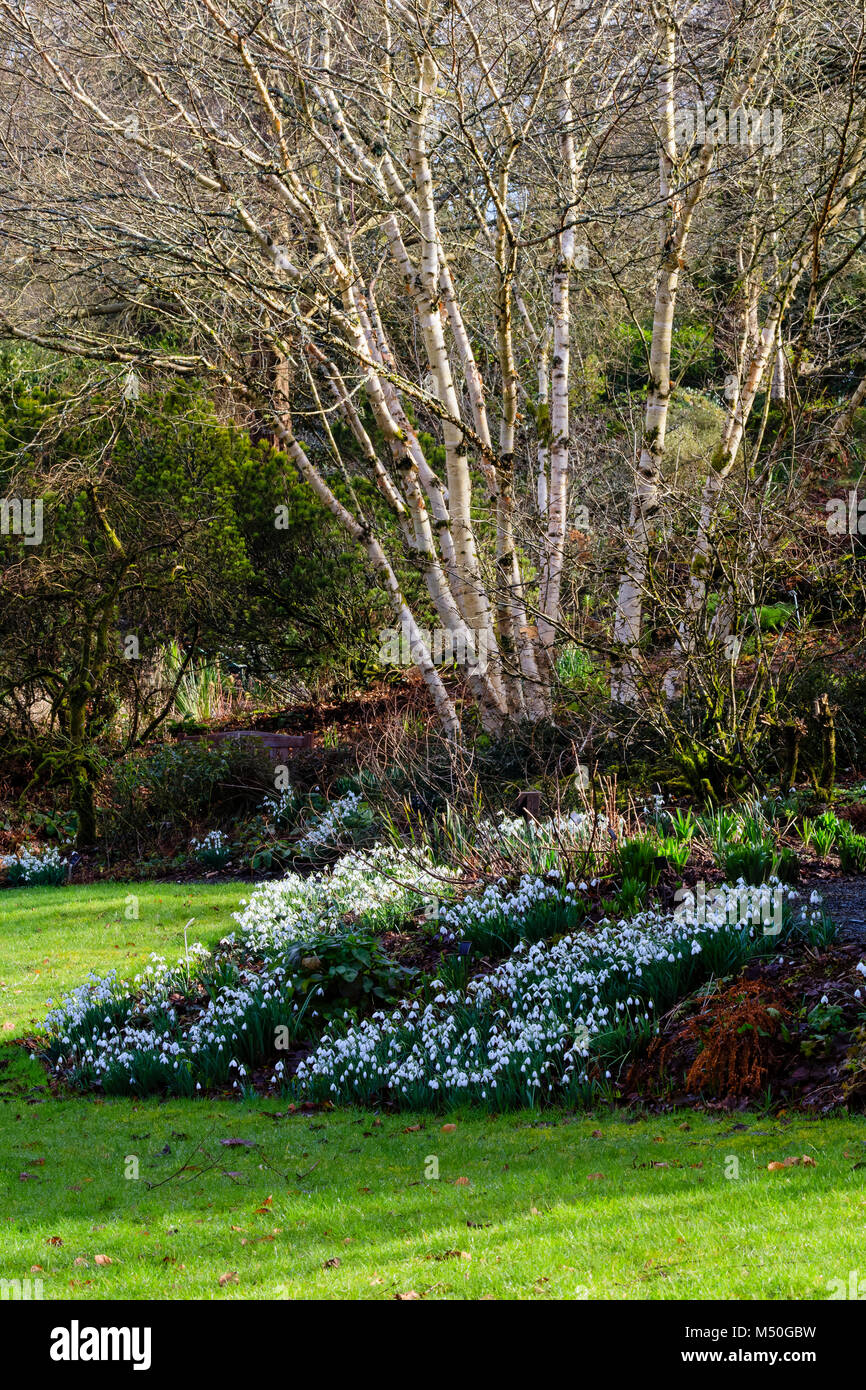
[{"left": 296, "top": 883, "right": 831, "bottom": 1109}]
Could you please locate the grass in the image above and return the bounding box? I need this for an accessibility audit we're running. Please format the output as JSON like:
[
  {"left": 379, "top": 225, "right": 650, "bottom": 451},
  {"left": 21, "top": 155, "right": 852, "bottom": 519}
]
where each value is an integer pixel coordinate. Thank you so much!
[
  {"left": 1, "top": 882, "right": 864, "bottom": 1301},
  {"left": 1, "top": 1078, "right": 865, "bottom": 1300},
  {"left": 0, "top": 882, "right": 253, "bottom": 1036}
]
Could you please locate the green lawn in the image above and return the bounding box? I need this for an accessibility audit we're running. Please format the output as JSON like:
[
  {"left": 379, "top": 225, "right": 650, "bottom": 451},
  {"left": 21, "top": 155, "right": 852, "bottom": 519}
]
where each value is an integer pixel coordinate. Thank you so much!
[
  {"left": 0, "top": 881, "right": 252, "bottom": 1036},
  {"left": 1, "top": 883, "right": 864, "bottom": 1300}
]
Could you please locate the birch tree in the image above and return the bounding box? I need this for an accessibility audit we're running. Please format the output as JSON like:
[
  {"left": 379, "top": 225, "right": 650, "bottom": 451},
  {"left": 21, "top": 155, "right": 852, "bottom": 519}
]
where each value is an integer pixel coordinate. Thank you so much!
[{"left": 0, "top": 0, "right": 644, "bottom": 738}]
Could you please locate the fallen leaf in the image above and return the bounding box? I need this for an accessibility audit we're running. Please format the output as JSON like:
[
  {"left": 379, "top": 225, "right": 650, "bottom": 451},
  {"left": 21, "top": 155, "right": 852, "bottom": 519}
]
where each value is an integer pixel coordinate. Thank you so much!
[
  {"left": 395, "top": 1290, "right": 421, "bottom": 1300},
  {"left": 800, "top": 1154, "right": 817, "bottom": 1167},
  {"left": 323, "top": 1256, "right": 341, "bottom": 1269},
  {"left": 441, "top": 1123, "right": 457, "bottom": 1133},
  {"left": 218, "top": 1271, "right": 239, "bottom": 1286},
  {"left": 94, "top": 1255, "right": 112, "bottom": 1266},
  {"left": 220, "top": 1138, "right": 255, "bottom": 1148},
  {"left": 73, "top": 1257, "right": 88, "bottom": 1268},
  {"left": 590, "top": 1129, "right": 603, "bottom": 1138},
  {"left": 46, "top": 1236, "right": 63, "bottom": 1247},
  {"left": 587, "top": 1172, "right": 605, "bottom": 1181},
  {"left": 454, "top": 1176, "right": 470, "bottom": 1186}
]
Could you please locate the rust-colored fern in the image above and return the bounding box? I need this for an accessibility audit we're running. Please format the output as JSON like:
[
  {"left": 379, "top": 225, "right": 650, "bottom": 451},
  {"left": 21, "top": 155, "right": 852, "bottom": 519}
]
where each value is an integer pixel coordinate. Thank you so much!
[{"left": 684, "top": 979, "right": 790, "bottom": 1098}]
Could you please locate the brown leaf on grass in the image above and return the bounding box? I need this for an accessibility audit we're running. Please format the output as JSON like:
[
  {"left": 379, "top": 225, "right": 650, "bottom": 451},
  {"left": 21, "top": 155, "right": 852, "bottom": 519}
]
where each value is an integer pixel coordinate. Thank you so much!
[
  {"left": 220, "top": 1138, "right": 255, "bottom": 1147},
  {"left": 441, "top": 1123, "right": 457, "bottom": 1133},
  {"left": 587, "top": 1172, "right": 605, "bottom": 1181},
  {"left": 403, "top": 1124, "right": 423, "bottom": 1133},
  {"left": 395, "top": 1290, "right": 421, "bottom": 1300},
  {"left": 322, "top": 1257, "right": 341, "bottom": 1269},
  {"left": 454, "top": 1176, "right": 470, "bottom": 1186},
  {"left": 800, "top": 1155, "right": 817, "bottom": 1167},
  {"left": 73, "top": 1257, "right": 88, "bottom": 1268},
  {"left": 590, "top": 1129, "right": 603, "bottom": 1138},
  {"left": 30, "top": 1266, "right": 43, "bottom": 1274},
  {"left": 94, "top": 1255, "right": 112, "bottom": 1266},
  {"left": 254, "top": 1195, "right": 273, "bottom": 1214},
  {"left": 218, "top": 1270, "right": 239, "bottom": 1286},
  {"left": 19, "top": 1172, "right": 36, "bottom": 1181},
  {"left": 426, "top": 1249, "right": 470, "bottom": 1262},
  {"left": 46, "top": 1236, "right": 63, "bottom": 1247}
]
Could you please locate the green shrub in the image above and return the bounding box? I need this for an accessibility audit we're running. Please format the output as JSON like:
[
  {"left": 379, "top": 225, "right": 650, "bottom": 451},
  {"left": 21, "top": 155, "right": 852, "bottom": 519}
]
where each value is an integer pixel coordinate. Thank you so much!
[
  {"left": 837, "top": 824, "right": 866, "bottom": 873},
  {"left": 775, "top": 846, "right": 800, "bottom": 884},
  {"left": 722, "top": 839, "right": 775, "bottom": 885},
  {"left": 657, "top": 836, "right": 691, "bottom": 872},
  {"left": 616, "top": 834, "right": 663, "bottom": 888},
  {"left": 103, "top": 738, "right": 275, "bottom": 848}
]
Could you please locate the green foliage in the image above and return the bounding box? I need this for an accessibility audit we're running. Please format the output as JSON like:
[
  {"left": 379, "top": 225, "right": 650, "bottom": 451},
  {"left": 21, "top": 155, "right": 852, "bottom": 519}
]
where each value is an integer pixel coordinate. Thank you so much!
[
  {"left": 283, "top": 932, "right": 417, "bottom": 1030},
  {"left": 657, "top": 836, "right": 691, "bottom": 872},
  {"left": 721, "top": 839, "right": 775, "bottom": 886},
  {"left": 103, "top": 739, "right": 274, "bottom": 848},
  {"left": 775, "top": 847, "right": 800, "bottom": 885},
  {"left": 699, "top": 807, "right": 741, "bottom": 856},
  {"left": 616, "top": 835, "right": 663, "bottom": 888},
  {"left": 556, "top": 644, "right": 605, "bottom": 692},
  {"left": 756, "top": 602, "right": 796, "bottom": 633},
  {"left": 662, "top": 807, "right": 698, "bottom": 843},
  {"left": 837, "top": 823, "right": 866, "bottom": 873}
]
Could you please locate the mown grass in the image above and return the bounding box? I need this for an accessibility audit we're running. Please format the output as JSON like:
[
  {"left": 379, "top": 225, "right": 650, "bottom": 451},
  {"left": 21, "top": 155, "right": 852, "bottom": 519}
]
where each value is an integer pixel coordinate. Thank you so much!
[
  {"left": 1, "top": 882, "right": 864, "bottom": 1301},
  {"left": 0, "top": 882, "right": 252, "bottom": 1036},
  {"left": 1, "top": 1079, "right": 864, "bottom": 1300}
]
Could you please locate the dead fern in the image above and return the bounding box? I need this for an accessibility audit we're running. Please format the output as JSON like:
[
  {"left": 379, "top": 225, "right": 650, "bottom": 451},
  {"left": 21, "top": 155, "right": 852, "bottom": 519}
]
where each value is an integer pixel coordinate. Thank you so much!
[{"left": 683, "top": 979, "right": 790, "bottom": 1098}]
